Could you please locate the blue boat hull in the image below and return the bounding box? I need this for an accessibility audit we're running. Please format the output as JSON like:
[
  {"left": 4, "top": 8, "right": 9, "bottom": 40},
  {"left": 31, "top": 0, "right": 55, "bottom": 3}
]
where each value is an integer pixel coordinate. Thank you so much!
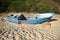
[{"left": 7, "top": 16, "right": 52, "bottom": 24}]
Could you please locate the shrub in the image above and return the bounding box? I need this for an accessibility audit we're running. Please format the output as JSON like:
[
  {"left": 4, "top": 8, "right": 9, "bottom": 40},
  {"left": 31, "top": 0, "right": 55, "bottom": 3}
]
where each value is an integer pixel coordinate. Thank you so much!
[{"left": 0, "top": 0, "right": 60, "bottom": 14}]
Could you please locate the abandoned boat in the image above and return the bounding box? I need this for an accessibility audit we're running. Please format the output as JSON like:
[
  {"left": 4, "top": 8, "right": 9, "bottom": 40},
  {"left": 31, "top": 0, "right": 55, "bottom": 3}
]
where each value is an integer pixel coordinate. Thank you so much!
[{"left": 7, "top": 13, "right": 55, "bottom": 24}]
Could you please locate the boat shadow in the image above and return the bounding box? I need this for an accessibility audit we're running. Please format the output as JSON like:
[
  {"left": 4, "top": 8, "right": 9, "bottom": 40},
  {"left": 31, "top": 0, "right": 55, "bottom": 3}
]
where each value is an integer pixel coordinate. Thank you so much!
[{"left": 48, "top": 19, "right": 57, "bottom": 22}]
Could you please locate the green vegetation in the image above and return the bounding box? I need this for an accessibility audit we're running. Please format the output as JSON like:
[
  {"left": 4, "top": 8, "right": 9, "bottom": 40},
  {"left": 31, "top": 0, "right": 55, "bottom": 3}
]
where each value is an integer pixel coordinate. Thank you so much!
[{"left": 0, "top": 0, "right": 60, "bottom": 14}]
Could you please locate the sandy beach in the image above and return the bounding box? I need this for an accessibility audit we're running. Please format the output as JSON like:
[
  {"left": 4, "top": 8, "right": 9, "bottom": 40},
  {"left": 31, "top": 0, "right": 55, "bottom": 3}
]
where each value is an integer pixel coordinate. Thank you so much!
[{"left": 0, "top": 14, "right": 60, "bottom": 40}]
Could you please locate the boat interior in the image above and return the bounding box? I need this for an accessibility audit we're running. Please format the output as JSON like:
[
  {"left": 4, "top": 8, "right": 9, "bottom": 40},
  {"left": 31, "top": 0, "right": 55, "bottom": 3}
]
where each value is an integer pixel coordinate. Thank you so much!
[{"left": 8, "top": 13, "right": 54, "bottom": 20}]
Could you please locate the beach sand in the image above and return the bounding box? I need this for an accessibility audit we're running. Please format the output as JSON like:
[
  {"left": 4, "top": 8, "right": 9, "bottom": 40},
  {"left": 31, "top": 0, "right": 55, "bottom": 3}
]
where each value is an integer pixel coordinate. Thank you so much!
[{"left": 0, "top": 13, "right": 60, "bottom": 40}]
